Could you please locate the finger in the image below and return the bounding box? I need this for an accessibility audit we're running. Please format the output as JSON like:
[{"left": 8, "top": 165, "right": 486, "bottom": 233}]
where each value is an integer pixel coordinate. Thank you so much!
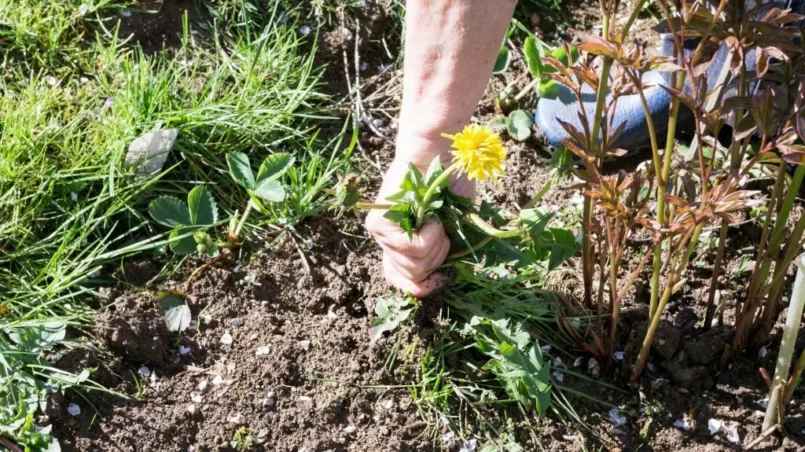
[
  {"left": 383, "top": 257, "right": 445, "bottom": 298},
  {"left": 381, "top": 236, "right": 450, "bottom": 281},
  {"left": 374, "top": 219, "right": 447, "bottom": 259}
]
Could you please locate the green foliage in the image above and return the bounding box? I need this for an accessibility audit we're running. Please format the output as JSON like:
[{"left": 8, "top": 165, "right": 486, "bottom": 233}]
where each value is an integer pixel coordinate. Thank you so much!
[
  {"left": 508, "top": 110, "right": 535, "bottom": 141},
  {"left": 382, "top": 157, "right": 472, "bottom": 238},
  {"left": 463, "top": 316, "right": 552, "bottom": 416},
  {"left": 0, "top": 321, "right": 108, "bottom": 451},
  {"left": 230, "top": 426, "right": 255, "bottom": 450},
  {"left": 157, "top": 291, "right": 192, "bottom": 333},
  {"left": 148, "top": 187, "right": 219, "bottom": 256},
  {"left": 369, "top": 295, "right": 417, "bottom": 343},
  {"left": 493, "top": 46, "right": 511, "bottom": 74},
  {"left": 227, "top": 151, "right": 294, "bottom": 210}
]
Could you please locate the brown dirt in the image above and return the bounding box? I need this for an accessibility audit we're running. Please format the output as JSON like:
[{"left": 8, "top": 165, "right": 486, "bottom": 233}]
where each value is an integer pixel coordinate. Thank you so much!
[{"left": 53, "top": 217, "right": 436, "bottom": 451}]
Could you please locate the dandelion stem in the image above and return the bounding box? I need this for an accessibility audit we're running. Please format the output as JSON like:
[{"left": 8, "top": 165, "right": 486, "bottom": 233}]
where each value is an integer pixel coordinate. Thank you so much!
[
  {"left": 415, "top": 162, "right": 460, "bottom": 228},
  {"left": 356, "top": 202, "right": 394, "bottom": 210},
  {"left": 467, "top": 214, "right": 520, "bottom": 239}
]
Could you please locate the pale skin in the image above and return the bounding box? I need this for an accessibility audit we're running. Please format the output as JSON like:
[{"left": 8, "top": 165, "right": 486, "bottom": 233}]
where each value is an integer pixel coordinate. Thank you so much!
[{"left": 365, "top": 0, "right": 517, "bottom": 297}]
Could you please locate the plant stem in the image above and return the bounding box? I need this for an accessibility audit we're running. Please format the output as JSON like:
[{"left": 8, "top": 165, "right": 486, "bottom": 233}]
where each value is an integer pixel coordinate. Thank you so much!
[
  {"left": 233, "top": 202, "right": 253, "bottom": 240},
  {"left": 467, "top": 214, "right": 521, "bottom": 239},
  {"left": 356, "top": 202, "right": 394, "bottom": 210},
  {"left": 445, "top": 236, "right": 494, "bottom": 261},
  {"left": 631, "top": 224, "right": 702, "bottom": 382},
  {"left": 784, "top": 346, "right": 805, "bottom": 406},
  {"left": 738, "top": 165, "right": 805, "bottom": 348},
  {"left": 582, "top": 56, "right": 614, "bottom": 309},
  {"left": 514, "top": 78, "right": 540, "bottom": 102},
  {"left": 763, "top": 254, "right": 805, "bottom": 430},
  {"left": 415, "top": 162, "right": 460, "bottom": 228},
  {"left": 704, "top": 222, "right": 728, "bottom": 330}
]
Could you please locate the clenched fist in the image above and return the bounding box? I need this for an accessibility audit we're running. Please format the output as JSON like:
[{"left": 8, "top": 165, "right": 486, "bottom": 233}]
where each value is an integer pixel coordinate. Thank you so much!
[{"left": 365, "top": 158, "right": 475, "bottom": 297}]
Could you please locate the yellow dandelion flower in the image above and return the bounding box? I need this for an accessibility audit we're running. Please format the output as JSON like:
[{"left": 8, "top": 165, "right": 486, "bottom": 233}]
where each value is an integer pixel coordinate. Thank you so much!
[{"left": 442, "top": 124, "right": 506, "bottom": 182}]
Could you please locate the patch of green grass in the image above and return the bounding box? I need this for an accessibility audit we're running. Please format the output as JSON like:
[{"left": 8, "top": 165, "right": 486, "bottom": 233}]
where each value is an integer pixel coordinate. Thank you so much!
[
  {"left": 383, "top": 267, "right": 612, "bottom": 450},
  {"left": 1, "top": 0, "right": 345, "bottom": 447}
]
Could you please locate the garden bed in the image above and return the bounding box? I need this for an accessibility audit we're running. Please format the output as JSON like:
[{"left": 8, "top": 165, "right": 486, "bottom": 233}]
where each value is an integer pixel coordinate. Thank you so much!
[{"left": 5, "top": 0, "right": 805, "bottom": 451}]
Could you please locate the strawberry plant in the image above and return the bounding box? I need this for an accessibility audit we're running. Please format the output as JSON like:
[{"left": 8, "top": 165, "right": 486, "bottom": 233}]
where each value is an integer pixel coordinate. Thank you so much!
[
  {"left": 226, "top": 151, "right": 295, "bottom": 243},
  {"left": 148, "top": 186, "right": 220, "bottom": 257}
]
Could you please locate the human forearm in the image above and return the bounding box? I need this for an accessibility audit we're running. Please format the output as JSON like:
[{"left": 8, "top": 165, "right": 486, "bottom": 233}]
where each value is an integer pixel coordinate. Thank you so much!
[{"left": 396, "top": 0, "right": 516, "bottom": 168}]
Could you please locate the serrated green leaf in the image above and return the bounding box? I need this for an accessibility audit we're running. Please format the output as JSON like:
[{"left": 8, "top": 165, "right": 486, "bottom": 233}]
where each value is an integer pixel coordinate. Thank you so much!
[
  {"left": 157, "top": 291, "right": 191, "bottom": 332},
  {"left": 507, "top": 110, "right": 534, "bottom": 141},
  {"left": 406, "top": 163, "right": 424, "bottom": 188},
  {"left": 384, "top": 204, "right": 414, "bottom": 240},
  {"left": 226, "top": 152, "right": 255, "bottom": 189},
  {"left": 493, "top": 46, "right": 511, "bottom": 74},
  {"left": 252, "top": 178, "right": 285, "bottom": 202},
  {"left": 369, "top": 296, "right": 413, "bottom": 342},
  {"left": 489, "top": 117, "right": 510, "bottom": 132},
  {"left": 6, "top": 321, "right": 66, "bottom": 352},
  {"left": 524, "top": 36, "right": 544, "bottom": 76},
  {"left": 187, "top": 186, "right": 217, "bottom": 226},
  {"left": 257, "top": 153, "right": 294, "bottom": 182},
  {"left": 424, "top": 156, "right": 444, "bottom": 186},
  {"left": 148, "top": 196, "right": 191, "bottom": 228},
  {"left": 169, "top": 230, "right": 198, "bottom": 255}
]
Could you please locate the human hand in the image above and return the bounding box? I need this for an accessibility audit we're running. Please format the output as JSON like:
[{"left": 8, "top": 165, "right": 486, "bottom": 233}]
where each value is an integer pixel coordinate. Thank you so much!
[{"left": 365, "top": 157, "right": 475, "bottom": 297}]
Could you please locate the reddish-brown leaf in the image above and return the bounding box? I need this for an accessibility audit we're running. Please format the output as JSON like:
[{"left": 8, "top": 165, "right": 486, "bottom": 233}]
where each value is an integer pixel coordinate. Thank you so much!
[
  {"left": 570, "top": 29, "right": 618, "bottom": 59},
  {"left": 779, "top": 144, "right": 805, "bottom": 165},
  {"left": 797, "top": 110, "right": 805, "bottom": 141}
]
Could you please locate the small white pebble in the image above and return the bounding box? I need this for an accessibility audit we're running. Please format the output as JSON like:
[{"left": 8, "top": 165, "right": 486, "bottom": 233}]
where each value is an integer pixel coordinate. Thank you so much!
[
  {"left": 708, "top": 418, "right": 722, "bottom": 434},
  {"left": 459, "top": 439, "right": 478, "bottom": 452},
  {"left": 573, "top": 357, "right": 583, "bottom": 368},
  {"left": 255, "top": 346, "right": 270, "bottom": 356},
  {"left": 327, "top": 306, "right": 337, "bottom": 319},
  {"left": 67, "top": 403, "right": 81, "bottom": 416},
  {"left": 220, "top": 332, "right": 233, "bottom": 345},
  {"left": 343, "top": 425, "right": 356, "bottom": 434},
  {"left": 212, "top": 375, "right": 224, "bottom": 386},
  {"left": 227, "top": 413, "right": 244, "bottom": 425},
  {"left": 613, "top": 351, "right": 625, "bottom": 361},
  {"left": 759, "top": 397, "right": 769, "bottom": 408},
  {"left": 178, "top": 346, "right": 191, "bottom": 356},
  {"left": 187, "top": 404, "right": 196, "bottom": 415},
  {"left": 191, "top": 393, "right": 202, "bottom": 403},
  {"left": 609, "top": 408, "right": 627, "bottom": 426},
  {"left": 758, "top": 346, "right": 768, "bottom": 358},
  {"left": 673, "top": 418, "right": 691, "bottom": 431},
  {"left": 553, "top": 357, "right": 564, "bottom": 367},
  {"left": 198, "top": 380, "right": 209, "bottom": 391},
  {"left": 299, "top": 340, "right": 311, "bottom": 351},
  {"left": 724, "top": 425, "right": 740, "bottom": 444},
  {"left": 299, "top": 25, "right": 311, "bottom": 36},
  {"left": 382, "top": 399, "right": 394, "bottom": 409},
  {"left": 45, "top": 76, "right": 58, "bottom": 86},
  {"left": 138, "top": 366, "right": 151, "bottom": 377},
  {"left": 121, "top": 9, "right": 132, "bottom": 17},
  {"left": 552, "top": 371, "right": 564, "bottom": 382},
  {"left": 299, "top": 396, "right": 313, "bottom": 403}
]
